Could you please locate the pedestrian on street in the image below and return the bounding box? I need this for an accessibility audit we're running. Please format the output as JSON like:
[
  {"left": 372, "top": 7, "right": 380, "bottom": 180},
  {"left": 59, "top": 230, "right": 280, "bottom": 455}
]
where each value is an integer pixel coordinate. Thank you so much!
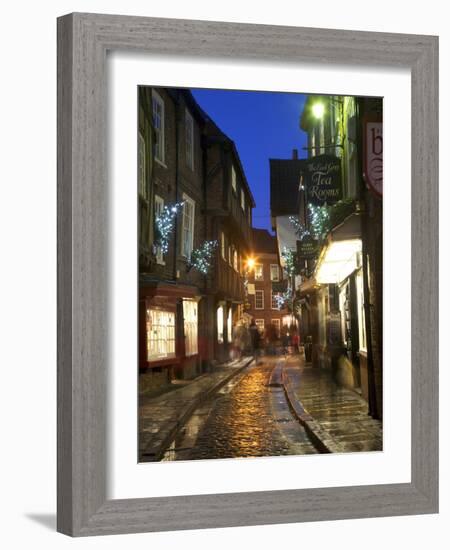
[{"left": 249, "top": 318, "right": 261, "bottom": 364}]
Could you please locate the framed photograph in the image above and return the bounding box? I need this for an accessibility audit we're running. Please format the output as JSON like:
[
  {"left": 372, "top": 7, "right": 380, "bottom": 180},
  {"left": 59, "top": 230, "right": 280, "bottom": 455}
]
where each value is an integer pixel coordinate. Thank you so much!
[{"left": 57, "top": 13, "right": 438, "bottom": 536}]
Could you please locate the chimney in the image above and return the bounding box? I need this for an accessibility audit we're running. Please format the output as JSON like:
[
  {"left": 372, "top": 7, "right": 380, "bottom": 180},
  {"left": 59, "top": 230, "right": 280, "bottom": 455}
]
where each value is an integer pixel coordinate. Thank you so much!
[{"left": 292, "top": 148, "right": 298, "bottom": 159}]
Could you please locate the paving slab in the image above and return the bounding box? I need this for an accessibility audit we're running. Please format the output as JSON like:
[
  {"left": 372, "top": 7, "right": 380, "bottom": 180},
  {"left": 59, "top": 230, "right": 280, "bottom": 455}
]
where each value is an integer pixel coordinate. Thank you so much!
[{"left": 281, "top": 356, "right": 382, "bottom": 454}]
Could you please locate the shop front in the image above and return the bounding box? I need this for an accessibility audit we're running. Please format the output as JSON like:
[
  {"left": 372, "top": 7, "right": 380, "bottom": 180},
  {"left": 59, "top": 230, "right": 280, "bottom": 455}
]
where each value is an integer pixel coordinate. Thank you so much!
[
  {"left": 313, "top": 213, "right": 368, "bottom": 395},
  {"left": 299, "top": 212, "right": 371, "bottom": 400},
  {"left": 139, "top": 281, "right": 202, "bottom": 391}
]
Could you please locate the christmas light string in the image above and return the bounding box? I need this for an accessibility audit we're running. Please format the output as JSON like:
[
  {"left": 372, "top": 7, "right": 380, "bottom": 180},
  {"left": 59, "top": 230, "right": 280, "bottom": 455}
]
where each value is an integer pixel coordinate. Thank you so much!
[
  {"left": 154, "top": 201, "right": 184, "bottom": 254},
  {"left": 188, "top": 240, "right": 219, "bottom": 275}
]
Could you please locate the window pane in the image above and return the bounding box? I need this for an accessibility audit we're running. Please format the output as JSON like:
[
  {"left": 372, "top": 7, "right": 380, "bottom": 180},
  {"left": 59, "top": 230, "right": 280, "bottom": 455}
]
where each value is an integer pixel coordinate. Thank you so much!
[
  {"left": 255, "top": 290, "right": 264, "bottom": 309},
  {"left": 270, "top": 265, "right": 279, "bottom": 281},
  {"left": 146, "top": 308, "right": 176, "bottom": 360},
  {"left": 138, "top": 133, "right": 146, "bottom": 198},
  {"left": 183, "top": 299, "right": 198, "bottom": 356}
]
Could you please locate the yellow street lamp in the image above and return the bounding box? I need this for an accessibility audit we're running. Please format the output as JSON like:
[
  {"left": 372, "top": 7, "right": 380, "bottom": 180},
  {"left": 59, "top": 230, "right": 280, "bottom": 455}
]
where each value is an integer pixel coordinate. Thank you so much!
[
  {"left": 312, "top": 102, "right": 325, "bottom": 119},
  {"left": 246, "top": 257, "right": 256, "bottom": 271}
]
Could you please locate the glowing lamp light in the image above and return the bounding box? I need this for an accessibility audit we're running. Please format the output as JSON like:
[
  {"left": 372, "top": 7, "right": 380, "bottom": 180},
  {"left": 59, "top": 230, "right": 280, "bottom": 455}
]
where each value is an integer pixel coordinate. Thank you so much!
[
  {"left": 316, "top": 239, "right": 362, "bottom": 284},
  {"left": 246, "top": 257, "right": 256, "bottom": 270},
  {"left": 312, "top": 102, "right": 325, "bottom": 119}
]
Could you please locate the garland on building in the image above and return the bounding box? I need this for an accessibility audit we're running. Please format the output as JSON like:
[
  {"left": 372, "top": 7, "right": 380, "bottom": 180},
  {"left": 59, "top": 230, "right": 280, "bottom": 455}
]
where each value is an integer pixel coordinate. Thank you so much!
[
  {"left": 154, "top": 201, "right": 184, "bottom": 254},
  {"left": 187, "top": 240, "right": 218, "bottom": 275},
  {"left": 289, "top": 199, "right": 357, "bottom": 243},
  {"left": 288, "top": 216, "right": 311, "bottom": 240},
  {"left": 281, "top": 247, "right": 297, "bottom": 278},
  {"left": 308, "top": 204, "right": 330, "bottom": 239},
  {"left": 274, "top": 288, "right": 293, "bottom": 311}
]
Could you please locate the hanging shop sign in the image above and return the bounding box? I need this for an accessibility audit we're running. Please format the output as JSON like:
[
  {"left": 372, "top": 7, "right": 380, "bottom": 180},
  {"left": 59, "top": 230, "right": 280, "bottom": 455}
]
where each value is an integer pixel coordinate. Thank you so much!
[
  {"left": 297, "top": 236, "right": 319, "bottom": 260},
  {"left": 363, "top": 117, "right": 383, "bottom": 197},
  {"left": 303, "top": 154, "right": 342, "bottom": 206}
]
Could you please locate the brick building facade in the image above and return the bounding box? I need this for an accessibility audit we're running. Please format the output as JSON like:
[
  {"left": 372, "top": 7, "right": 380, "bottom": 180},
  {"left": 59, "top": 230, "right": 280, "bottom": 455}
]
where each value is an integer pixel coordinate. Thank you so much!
[
  {"left": 245, "top": 229, "right": 289, "bottom": 341},
  {"left": 138, "top": 87, "right": 254, "bottom": 390}
]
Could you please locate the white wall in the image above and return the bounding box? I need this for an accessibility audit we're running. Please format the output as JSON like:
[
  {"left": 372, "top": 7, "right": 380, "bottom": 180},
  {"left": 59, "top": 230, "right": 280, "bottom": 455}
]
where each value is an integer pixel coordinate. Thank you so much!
[{"left": 0, "top": 1, "right": 447, "bottom": 548}]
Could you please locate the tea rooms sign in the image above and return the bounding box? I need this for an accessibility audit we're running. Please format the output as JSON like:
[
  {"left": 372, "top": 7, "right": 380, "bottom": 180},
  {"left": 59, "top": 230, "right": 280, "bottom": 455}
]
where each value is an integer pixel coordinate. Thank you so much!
[{"left": 304, "top": 154, "right": 342, "bottom": 206}]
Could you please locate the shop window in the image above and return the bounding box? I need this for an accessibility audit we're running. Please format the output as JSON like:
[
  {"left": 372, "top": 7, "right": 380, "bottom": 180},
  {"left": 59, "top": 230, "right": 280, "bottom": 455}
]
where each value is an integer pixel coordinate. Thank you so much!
[
  {"left": 152, "top": 90, "right": 165, "bottom": 164},
  {"left": 255, "top": 290, "right": 264, "bottom": 310},
  {"left": 146, "top": 308, "right": 176, "bottom": 360},
  {"left": 217, "top": 306, "right": 224, "bottom": 343},
  {"left": 183, "top": 299, "right": 198, "bottom": 356}
]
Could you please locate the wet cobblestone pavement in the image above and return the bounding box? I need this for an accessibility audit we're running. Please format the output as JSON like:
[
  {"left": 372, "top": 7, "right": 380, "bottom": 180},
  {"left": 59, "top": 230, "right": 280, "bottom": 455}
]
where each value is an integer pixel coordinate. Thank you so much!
[
  {"left": 162, "top": 358, "right": 319, "bottom": 461},
  {"left": 284, "top": 357, "right": 383, "bottom": 453}
]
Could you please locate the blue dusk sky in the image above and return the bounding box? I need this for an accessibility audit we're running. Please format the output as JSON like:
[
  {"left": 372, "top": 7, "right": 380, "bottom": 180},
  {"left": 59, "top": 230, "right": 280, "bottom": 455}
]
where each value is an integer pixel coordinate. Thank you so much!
[{"left": 191, "top": 88, "right": 308, "bottom": 234}]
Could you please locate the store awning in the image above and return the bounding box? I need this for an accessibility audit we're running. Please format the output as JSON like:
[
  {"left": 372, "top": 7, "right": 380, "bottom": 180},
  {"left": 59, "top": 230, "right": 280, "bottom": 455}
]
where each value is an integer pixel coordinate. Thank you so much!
[
  {"left": 315, "top": 212, "right": 362, "bottom": 284},
  {"left": 315, "top": 239, "right": 362, "bottom": 284}
]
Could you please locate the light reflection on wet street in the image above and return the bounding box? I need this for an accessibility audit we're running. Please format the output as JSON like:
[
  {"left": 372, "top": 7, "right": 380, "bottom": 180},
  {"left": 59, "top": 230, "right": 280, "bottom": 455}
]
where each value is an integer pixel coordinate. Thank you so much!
[{"left": 161, "top": 357, "right": 319, "bottom": 461}]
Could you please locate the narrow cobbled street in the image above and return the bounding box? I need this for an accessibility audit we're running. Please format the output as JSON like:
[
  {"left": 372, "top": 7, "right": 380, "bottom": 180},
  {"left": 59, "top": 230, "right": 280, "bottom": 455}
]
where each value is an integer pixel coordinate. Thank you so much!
[{"left": 161, "top": 356, "right": 319, "bottom": 461}]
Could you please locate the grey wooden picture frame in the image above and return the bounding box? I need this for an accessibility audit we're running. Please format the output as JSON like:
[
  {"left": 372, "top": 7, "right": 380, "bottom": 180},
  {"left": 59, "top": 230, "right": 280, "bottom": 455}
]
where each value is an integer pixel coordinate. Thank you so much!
[{"left": 57, "top": 12, "right": 439, "bottom": 537}]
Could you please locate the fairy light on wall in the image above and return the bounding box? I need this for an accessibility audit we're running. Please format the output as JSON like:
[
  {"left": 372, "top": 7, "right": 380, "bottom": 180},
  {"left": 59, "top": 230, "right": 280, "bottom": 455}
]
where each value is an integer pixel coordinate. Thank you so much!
[
  {"left": 154, "top": 201, "right": 184, "bottom": 254},
  {"left": 188, "top": 240, "right": 218, "bottom": 275}
]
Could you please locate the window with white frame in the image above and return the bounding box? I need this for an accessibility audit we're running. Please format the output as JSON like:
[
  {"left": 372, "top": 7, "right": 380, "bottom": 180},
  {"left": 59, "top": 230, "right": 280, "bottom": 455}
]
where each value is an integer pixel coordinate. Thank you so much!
[
  {"left": 138, "top": 132, "right": 146, "bottom": 198},
  {"left": 233, "top": 249, "right": 238, "bottom": 271},
  {"left": 270, "top": 264, "right": 280, "bottom": 282},
  {"left": 154, "top": 195, "right": 165, "bottom": 264},
  {"left": 255, "top": 319, "right": 265, "bottom": 333},
  {"left": 185, "top": 109, "right": 194, "bottom": 171},
  {"left": 217, "top": 306, "right": 224, "bottom": 343},
  {"left": 255, "top": 290, "right": 264, "bottom": 310},
  {"left": 271, "top": 291, "right": 279, "bottom": 310},
  {"left": 271, "top": 319, "right": 281, "bottom": 334},
  {"left": 183, "top": 299, "right": 198, "bottom": 356},
  {"left": 152, "top": 90, "right": 165, "bottom": 164},
  {"left": 240, "top": 188, "right": 245, "bottom": 211},
  {"left": 181, "top": 194, "right": 195, "bottom": 258},
  {"left": 146, "top": 308, "right": 176, "bottom": 360},
  {"left": 231, "top": 164, "right": 237, "bottom": 194},
  {"left": 221, "top": 231, "right": 226, "bottom": 260},
  {"left": 254, "top": 264, "right": 264, "bottom": 281}
]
